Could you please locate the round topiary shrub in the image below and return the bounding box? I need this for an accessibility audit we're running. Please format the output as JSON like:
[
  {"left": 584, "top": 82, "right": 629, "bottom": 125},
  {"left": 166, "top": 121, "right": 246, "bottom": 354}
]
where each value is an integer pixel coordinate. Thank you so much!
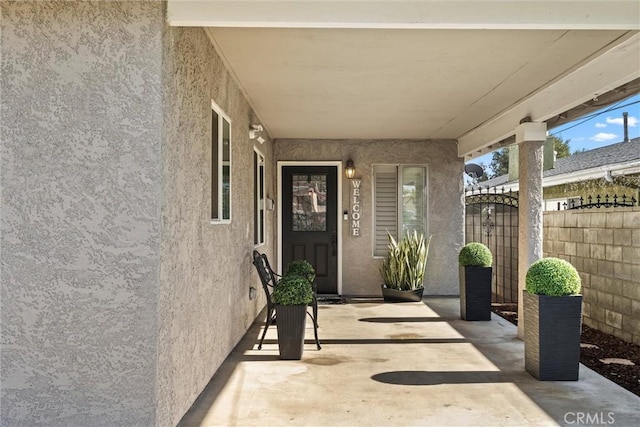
[
  {"left": 458, "top": 242, "right": 493, "bottom": 267},
  {"left": 525, "top": 257, "right": 581, "bottom": 296},
  {"left": 284, "top": 260, "right": 316, "bottom": 284},
  {"left": 273, "top": 274, "right": 313, "bottom": 306}
]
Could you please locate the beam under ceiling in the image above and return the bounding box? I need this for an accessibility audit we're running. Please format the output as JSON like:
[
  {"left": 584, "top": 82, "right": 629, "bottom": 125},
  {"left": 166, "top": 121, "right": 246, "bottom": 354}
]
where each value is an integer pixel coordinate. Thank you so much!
[
  {"left": 458, "top": 32, "right": 640, "bottom": 159},
  {"left": 168, "top": 0, "right": 640, "bottom": 30}
]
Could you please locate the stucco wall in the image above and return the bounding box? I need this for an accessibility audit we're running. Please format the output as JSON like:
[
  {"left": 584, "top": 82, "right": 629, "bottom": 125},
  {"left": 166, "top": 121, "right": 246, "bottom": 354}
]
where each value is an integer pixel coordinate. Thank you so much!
[
  {"left": 1, "top": 2, "right": 163, "bottom": 425},
  {"left": 158, "top": 27, "right": 275, "bottom": 426},
  {"left": 274, "top": 139, "right": 464, "bottom": 296}
]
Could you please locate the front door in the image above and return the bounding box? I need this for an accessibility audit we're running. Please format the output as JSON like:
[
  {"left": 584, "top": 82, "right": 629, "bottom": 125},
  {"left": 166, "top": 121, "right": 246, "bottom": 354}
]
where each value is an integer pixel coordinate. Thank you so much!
[{"left": 282, "top": 166, "right": 338, "bottom": 294}]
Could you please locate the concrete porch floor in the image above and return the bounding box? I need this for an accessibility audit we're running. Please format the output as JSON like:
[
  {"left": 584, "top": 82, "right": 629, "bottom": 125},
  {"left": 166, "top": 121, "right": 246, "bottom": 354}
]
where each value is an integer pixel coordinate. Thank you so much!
[{"left": 178, "top": 298, "right": 640, "bottom": 426}]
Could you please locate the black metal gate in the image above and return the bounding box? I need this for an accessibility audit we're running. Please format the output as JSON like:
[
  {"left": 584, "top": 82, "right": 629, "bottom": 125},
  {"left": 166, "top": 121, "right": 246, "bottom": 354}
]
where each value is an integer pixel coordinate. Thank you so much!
[{"left": 465, "top": 187, "right": 519, "bottom": 303}]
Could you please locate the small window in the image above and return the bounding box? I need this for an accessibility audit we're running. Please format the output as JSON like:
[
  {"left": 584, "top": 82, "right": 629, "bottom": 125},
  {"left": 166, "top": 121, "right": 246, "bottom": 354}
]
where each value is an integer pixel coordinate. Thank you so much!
[
  {"left": 211, "top": 101, "right": 231, "bottom": 222},
  {"left": 373, "top": 165, "right": 428, "bottom": 257},
  {"left": 254, "top": 148, "right": 265, "bottom": 246}
]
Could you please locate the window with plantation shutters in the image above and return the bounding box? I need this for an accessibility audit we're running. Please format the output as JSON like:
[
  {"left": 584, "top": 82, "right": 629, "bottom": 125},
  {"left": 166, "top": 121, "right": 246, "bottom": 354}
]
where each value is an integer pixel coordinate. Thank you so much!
[
  {"left": 374, "top": 166, "right": 398, "bottom": 256},
  {"left": 373, "top": 165, "right": 428, "bottom": 257}
]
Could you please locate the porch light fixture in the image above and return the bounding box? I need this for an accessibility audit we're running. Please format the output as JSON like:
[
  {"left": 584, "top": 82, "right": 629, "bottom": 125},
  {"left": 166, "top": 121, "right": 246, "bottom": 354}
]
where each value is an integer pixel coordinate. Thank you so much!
[{"left": 345, "top": 159, "right": 356, "bottom": 179}]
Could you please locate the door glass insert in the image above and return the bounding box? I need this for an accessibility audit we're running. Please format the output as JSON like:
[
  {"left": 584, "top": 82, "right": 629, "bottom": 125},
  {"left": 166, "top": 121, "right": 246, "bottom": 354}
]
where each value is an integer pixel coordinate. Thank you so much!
[{"left": 292, "top": 174, "right": 327, "bottom": 231}]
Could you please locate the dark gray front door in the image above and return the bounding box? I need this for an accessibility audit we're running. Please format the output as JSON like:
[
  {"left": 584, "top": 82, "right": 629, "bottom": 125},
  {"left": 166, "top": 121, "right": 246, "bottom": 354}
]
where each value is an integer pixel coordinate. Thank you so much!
[{"left": 282, "top": 166, "right": 338, "bottom": 294}]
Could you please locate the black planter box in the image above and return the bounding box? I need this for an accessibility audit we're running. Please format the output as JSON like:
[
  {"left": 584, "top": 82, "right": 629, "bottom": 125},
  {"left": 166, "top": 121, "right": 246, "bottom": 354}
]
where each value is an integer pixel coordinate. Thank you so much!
[
  {"left": 381, "top": 286, "right": 424, "bottom": 302},
  {"left": 459, "top": 266, "right": 492, "bottom": 321},
  {"left": 276, "top": 304, "right": 307, "bottom": 360},
  {"left": 524, "top": 291, "right": 583, "bottom": 381}
]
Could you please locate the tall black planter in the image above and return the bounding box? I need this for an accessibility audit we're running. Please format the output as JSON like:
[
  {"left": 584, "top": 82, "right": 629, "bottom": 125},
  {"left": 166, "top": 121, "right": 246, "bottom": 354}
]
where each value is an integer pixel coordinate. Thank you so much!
[
  {"left": 459, "top": 266, "right": 492, "bottom": 321},
  {"left": 275, "top": 304, "right": 307, "bottom": 360},
  {"left": 524, "top": 291, "right": 583, "bottom": 381}
]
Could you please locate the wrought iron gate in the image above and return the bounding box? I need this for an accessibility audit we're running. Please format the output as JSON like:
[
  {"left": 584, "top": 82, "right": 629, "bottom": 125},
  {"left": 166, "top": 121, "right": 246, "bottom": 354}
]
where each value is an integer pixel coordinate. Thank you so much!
[{"left": 465, "top": 187, "right": 519, "bottom": 303}]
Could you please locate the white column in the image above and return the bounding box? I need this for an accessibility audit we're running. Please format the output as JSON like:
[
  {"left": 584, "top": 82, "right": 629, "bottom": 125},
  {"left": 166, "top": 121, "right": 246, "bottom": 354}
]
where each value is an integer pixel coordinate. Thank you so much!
[{"left": 516, "top": 121, "right": 546, "bottom": 339}]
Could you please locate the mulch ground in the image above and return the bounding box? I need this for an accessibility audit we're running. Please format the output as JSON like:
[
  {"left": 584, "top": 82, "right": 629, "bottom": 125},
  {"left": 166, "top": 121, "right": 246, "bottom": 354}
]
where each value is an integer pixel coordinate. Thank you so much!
[{"left": 491, "top": 303, "right": 640, "bottom": 397}]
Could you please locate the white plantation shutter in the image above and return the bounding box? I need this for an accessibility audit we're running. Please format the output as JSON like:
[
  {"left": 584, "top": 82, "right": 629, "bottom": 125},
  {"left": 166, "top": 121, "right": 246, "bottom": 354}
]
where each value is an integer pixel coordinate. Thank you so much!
[{"left": 374, "top": 166, "right": 398, "bottom": 256}]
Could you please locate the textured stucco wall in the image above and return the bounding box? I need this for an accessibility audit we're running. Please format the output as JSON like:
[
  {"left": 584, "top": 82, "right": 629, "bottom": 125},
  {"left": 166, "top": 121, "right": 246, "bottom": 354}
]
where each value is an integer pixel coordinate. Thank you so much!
[
  {"left": 1, "top": 2, "right": 163, "bottom": 425},
  {"left": 517, "top": 139, "right": 545, "bottom": 339},
  {"left": 274, "top": 139, "right": 464, "bottom": 295},
  {"left": 158, "top": 27, "right": 275, "bottom": 426}
]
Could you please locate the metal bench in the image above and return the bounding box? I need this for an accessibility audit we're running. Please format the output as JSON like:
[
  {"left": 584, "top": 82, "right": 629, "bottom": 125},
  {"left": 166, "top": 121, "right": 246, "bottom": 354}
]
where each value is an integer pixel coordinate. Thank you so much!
[{"left": 252, "top": 250, "right": 321, "bottom": 350}]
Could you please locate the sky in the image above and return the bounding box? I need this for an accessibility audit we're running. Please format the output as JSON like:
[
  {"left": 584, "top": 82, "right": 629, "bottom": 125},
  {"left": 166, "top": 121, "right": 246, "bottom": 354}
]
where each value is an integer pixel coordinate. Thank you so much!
[{"left": 468, "top": 92, "right": 640, "bottom": 174}]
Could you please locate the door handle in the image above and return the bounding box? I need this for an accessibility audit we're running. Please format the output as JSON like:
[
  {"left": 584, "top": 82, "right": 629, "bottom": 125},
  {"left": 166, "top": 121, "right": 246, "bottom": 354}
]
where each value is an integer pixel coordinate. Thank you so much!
[{"left": 331, "top": 228, "right": 337, "bottom": 256}]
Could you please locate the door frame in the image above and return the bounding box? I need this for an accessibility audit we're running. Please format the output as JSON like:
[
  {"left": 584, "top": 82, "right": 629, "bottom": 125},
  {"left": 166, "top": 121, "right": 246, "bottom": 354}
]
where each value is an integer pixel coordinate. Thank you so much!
[{"left": 277, "top": 161, "right": 343, "bottom": 295}]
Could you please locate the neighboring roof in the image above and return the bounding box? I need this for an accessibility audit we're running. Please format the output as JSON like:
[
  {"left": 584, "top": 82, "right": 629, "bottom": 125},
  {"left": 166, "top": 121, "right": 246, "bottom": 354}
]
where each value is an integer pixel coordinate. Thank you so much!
[{"left": 470, "top": 137, "right": 640, "bottom": 190}]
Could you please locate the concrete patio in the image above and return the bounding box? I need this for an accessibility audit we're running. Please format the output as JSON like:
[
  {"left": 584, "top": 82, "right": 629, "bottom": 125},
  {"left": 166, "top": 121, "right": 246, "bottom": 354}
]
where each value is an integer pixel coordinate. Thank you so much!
[{"left": 178, "top": 298, "right": 640, "bottom": 426}]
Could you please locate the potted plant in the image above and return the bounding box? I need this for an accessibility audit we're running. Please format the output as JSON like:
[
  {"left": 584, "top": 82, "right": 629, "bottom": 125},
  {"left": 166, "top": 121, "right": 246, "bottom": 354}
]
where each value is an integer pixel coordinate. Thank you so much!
[
  {"left": 273, "top": 272, "right": 314, "bottom": 360},
  {"left": 380, "top": 231, "right": 431, "bottom": 302},
  {"left": 458, "top": 242, "right": 493, "bottom": 321},
  {"left": 524, "top": 257, "right": 582, "bottom": 381},
  {"left": 284, "top": 259, "right": 315, "bottom": 284},
  {"left": 284, "top": 259, "right": 320, "bottom": 349}
]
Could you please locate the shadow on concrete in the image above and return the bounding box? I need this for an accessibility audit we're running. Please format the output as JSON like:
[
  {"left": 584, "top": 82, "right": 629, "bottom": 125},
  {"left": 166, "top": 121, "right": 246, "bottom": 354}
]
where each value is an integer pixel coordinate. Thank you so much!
[
  {"left": 177, "top": 315, "right": 265, "bottom": 426},
  {"left": 259, "top": 337, "right": 467, "bottom": 345},
  {"left": 359, "top": 316, "right": 452, "bottom": 323},
  {"left": 372, "top": 370, "right": 511, "bottom": 385},
  {"left": 422, "top": 298, "right": 640, "bottom": 426}
]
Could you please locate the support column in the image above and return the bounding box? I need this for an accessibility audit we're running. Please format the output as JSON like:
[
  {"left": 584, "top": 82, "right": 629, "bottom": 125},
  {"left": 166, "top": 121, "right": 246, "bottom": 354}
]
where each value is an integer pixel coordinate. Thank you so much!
[{"left": 516, "top": 121, "right": 546, "bottom": 339}]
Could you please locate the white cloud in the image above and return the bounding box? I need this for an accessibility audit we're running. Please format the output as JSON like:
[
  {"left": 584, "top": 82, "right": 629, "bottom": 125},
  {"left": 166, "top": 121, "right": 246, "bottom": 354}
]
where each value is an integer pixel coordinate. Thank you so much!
[
  {"left": 590, "top": 132, "right": 617, "bottom": 142},
  {"left": 605, "top": 116, "right": 638, "bottom": 127},
  {"left": 595, "top": 122, "right": 607, "bottom": 128}
]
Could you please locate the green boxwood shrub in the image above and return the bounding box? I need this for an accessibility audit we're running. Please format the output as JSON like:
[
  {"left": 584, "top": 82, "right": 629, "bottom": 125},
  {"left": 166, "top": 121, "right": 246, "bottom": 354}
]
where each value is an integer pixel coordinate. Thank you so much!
[
  {"left": 273, "top": 274, "right": 313, "bottom": 305},
  {"left": 458, "top": 242, "right": 493, "bottom": 267},
  {"left": 284, "top": 260, "right": 316, "bottom": 284},
  {"left": 525, "top": 257, "right": 581, "bottom": 296}
]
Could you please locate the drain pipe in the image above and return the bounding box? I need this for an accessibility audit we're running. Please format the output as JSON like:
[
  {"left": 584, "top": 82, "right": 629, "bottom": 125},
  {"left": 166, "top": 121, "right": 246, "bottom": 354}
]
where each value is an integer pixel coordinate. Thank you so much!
[{"left": 623, "top": 112, "right": 629, "bottom": 142}]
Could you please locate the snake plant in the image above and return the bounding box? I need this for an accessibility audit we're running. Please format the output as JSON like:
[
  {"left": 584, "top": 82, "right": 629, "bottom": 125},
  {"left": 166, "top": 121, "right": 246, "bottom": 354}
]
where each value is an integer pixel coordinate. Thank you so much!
[{"left": 380, "top": 231, "right": 431, "bottom": 290}]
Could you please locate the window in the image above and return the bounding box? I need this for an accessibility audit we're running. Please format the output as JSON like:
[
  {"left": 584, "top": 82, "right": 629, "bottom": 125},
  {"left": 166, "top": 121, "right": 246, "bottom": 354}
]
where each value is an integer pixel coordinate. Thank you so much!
[
  {"left": 254, "top": 148, "right": 265, "bottom": 246},
  {"left": 291, "top": 174, "right": 327, "bottom": 232},
  {"left": 211, "top": 101, "right": 231, "bottom": 222},
  {"left": 373, "top": 165, "right": 428, "bottom": 257}
]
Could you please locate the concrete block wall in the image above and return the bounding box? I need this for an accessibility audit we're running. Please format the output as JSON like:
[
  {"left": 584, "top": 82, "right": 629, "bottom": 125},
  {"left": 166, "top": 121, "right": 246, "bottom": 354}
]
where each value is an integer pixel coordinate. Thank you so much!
[{"left": 543, "top": 207, "right": 640, "bottom": 345}]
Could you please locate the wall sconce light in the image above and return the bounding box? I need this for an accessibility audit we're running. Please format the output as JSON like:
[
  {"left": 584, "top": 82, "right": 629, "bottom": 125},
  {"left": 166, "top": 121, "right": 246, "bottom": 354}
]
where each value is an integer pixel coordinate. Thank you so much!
[{"left": 345, "top": 159, "right": 355, "bottom": 179}]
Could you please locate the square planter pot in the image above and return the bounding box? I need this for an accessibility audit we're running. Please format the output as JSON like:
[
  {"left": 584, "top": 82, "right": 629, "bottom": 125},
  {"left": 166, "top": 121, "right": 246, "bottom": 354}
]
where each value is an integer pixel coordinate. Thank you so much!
[
  {"left": 524, "top": 291, "right": 583, "bottom": 381},
  {"left": 275, "top": 304, "right": 308, "bottom": 360},
  {"left": 381, "top": 285, "right": 424, "bottom": 302},
  {"left": 459, "top": 266, "right": 492, "bottom": 321}
]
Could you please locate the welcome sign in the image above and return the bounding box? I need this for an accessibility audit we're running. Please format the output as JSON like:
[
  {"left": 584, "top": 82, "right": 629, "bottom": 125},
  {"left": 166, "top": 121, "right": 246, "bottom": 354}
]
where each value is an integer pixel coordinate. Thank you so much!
[{"left": 350, "top": 180, "right": 361, "bottom": 236}]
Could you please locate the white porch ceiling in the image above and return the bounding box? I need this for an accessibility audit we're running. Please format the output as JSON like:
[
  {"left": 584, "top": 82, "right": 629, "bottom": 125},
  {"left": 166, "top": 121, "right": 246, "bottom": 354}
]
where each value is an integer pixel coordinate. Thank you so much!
[{"left": 169, "top": 1, "right": 640, "bottom": 158}]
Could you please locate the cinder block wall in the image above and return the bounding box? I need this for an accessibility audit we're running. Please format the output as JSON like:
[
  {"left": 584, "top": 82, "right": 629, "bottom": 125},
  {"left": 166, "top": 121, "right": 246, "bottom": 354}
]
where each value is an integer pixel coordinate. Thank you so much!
[{"left": 543, "top": 207, "right": 640, "bottom": 345}]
